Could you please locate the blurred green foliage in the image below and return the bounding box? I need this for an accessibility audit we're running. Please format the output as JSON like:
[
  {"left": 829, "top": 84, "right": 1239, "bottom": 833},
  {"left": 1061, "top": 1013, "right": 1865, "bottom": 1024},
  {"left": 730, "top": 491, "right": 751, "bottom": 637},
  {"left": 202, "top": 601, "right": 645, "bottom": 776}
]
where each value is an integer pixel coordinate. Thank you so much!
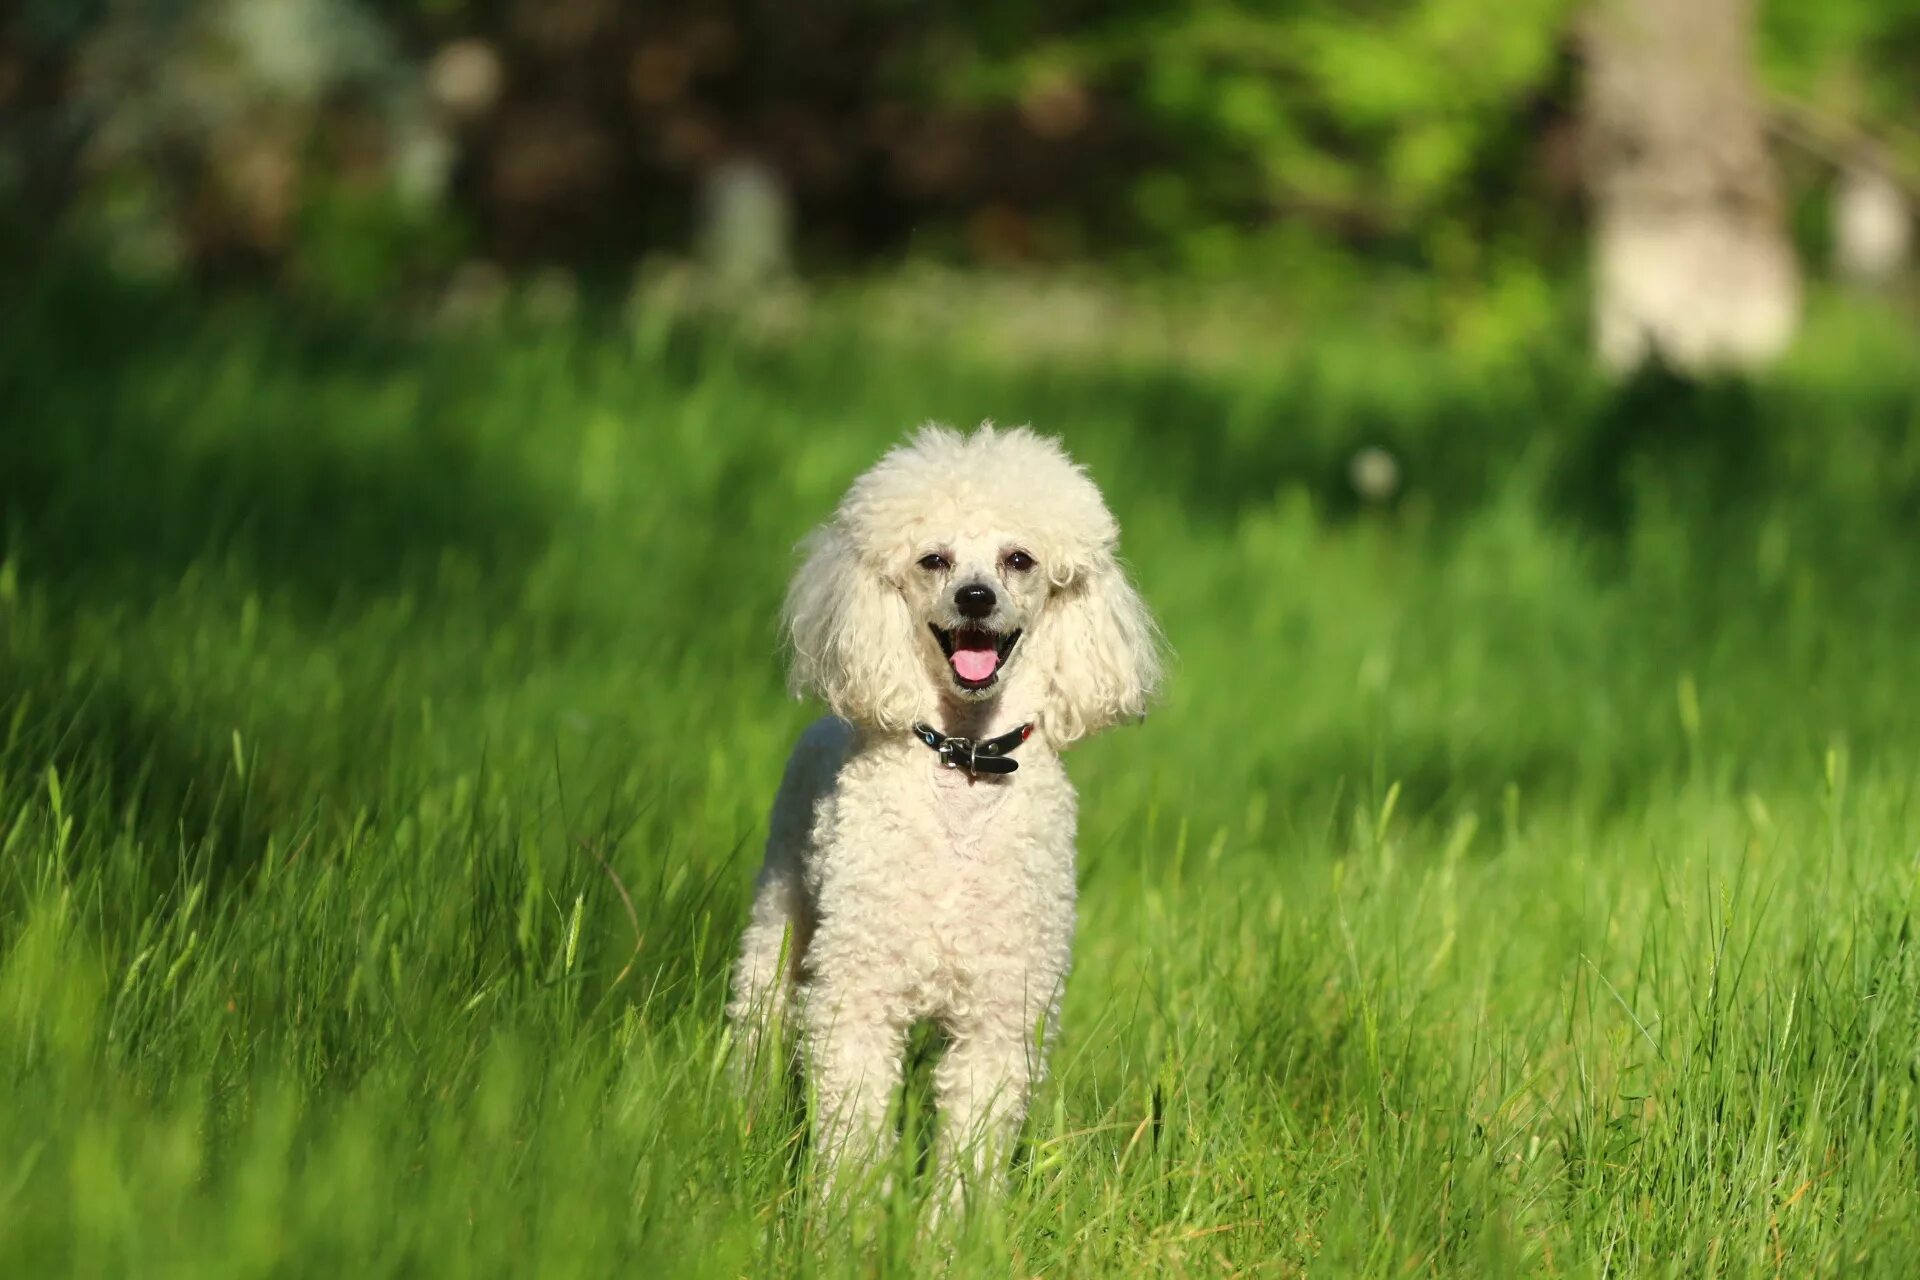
[
  {"left": 951, "top": 0, "right": 1578, "bottom": 263},
  {"left": 0, "top": 0, "right": 1912, "bottom": 293},
  {"left": 2, "top": 0, "right": 1916, "bottom": 292},
  {"left": 1762, "top": 0, "right": 1920, "bottom": 127}
]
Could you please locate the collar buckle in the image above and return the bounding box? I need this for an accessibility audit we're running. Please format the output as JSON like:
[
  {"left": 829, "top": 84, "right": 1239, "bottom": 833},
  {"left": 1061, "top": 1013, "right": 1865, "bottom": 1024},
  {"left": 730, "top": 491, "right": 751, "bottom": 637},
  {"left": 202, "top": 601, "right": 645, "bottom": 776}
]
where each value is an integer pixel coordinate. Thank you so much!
[{"left": 913, "top": 721, "right": 1032, "bottom": 777}]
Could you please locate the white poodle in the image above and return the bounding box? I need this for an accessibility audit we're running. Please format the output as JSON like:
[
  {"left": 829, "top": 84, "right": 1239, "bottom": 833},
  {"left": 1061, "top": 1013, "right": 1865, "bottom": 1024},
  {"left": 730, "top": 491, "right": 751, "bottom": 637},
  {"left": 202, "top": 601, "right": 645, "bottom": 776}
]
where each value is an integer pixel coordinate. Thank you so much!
[{"left": 728, "top": 423, "right": 1163, "bottom": 1202}]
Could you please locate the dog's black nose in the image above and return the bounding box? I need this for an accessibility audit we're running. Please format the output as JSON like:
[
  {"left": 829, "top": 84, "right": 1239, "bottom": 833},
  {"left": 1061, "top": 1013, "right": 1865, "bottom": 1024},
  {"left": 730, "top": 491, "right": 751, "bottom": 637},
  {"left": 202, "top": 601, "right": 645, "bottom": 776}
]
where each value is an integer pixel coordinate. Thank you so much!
[{"left": 955, "top": 583, "right": 996, "bottom": 619}]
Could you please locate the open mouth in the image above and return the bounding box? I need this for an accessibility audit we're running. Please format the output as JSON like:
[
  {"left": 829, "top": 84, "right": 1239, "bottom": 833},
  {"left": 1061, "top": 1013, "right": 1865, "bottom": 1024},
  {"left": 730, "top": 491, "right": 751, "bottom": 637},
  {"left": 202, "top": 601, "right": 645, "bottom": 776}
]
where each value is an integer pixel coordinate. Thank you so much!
[{"left": 929, "top": 624, "right": 1022, "bottom": 690}]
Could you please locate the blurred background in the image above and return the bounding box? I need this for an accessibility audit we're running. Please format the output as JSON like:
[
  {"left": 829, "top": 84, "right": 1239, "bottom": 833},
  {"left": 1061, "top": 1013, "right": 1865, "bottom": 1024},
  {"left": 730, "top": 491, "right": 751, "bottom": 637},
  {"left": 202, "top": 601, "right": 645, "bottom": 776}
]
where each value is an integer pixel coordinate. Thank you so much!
[{"left": 2, "top": 0, "right": 1915, "bottom": 345}]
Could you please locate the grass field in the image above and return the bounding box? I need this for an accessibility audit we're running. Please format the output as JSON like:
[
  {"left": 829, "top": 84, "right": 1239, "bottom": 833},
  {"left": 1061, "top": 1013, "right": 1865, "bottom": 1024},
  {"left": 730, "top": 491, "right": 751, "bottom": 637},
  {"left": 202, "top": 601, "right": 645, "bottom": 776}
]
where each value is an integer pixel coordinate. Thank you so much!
[{"left": 4, "top": 267, "right": 1920, "bottom": 1276}]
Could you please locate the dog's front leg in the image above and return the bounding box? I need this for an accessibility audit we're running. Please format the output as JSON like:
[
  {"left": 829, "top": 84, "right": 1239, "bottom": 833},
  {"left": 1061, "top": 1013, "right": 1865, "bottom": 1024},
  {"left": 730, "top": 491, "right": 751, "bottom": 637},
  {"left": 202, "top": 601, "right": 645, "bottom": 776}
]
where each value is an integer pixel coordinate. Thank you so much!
[
  {"left": 803, "top": 974, "right": 908, "bottom": 1193},
  {"left": 932, "top": 1005, "right": 1047, "bottom": 1209}
]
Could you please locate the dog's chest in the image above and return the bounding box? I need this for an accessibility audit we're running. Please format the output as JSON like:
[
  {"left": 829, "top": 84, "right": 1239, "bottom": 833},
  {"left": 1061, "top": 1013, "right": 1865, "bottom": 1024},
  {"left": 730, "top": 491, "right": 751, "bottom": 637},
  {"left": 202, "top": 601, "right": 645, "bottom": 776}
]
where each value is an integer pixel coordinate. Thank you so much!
[
  {"left": 925, "top": 766, "right": 1017, "bottom": 859},
  {"left": 817, "top": 748, "right": 1073, "bottom": 891}
]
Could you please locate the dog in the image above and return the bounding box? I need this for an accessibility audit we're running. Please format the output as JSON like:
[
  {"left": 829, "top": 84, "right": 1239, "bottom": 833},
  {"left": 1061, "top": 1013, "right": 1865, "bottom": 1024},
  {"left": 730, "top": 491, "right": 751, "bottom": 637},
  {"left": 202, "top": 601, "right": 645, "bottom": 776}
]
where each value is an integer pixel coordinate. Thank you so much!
[{"left": 728, "top": 423, "right": 1162, "bottom": 1203}]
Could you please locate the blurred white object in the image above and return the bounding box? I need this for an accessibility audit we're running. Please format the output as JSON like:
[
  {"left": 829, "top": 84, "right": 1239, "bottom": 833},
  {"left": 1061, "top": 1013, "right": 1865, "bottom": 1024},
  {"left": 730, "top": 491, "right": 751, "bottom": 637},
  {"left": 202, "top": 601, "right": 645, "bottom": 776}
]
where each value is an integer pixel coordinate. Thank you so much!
[
  {"left": 222, "top": 0, "right": 389, "bottom": 103},
  {"left": 428, "top": 39, "right": 505, "bottom": 122},
  {"left": 699, "top": 159, "right": 792, "bottom": 293},
  {"left": 1348, "top": 448, "right": 1401, "bottom": 504},
  {"left": 1833, "top": 161, "right": 1911, "bottom": 285},
  {"left": 392, "top": 117, "right": 456, "bottom": 207},
  {"left": 1583, "top": 0, "right": 1800, "bottom": 374},
  {"left": 1593, "top": 215, "right": 1799, "bottom": 374}
]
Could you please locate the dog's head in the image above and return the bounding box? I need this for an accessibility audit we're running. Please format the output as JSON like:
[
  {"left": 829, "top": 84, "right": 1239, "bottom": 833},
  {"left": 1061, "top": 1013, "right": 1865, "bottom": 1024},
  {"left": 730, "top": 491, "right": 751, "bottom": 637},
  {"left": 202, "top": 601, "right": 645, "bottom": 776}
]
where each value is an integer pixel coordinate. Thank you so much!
[{"left": 785, "top": 423, "right": 1162, "bottom": 744}]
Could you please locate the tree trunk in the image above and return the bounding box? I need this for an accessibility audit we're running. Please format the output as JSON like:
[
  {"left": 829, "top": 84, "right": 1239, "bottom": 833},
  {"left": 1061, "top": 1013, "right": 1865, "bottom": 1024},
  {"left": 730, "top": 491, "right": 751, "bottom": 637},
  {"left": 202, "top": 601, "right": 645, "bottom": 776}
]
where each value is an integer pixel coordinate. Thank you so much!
[{"left": 1582, "top": 0, "right": 1799, "bottom": 374}]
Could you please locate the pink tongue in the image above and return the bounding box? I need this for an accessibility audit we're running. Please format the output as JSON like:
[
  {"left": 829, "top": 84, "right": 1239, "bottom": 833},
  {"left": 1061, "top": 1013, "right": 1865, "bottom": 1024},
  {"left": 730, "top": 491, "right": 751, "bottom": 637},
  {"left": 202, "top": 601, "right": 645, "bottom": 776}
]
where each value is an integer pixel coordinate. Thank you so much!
[{"left": 951, "top": 646, "right": 1000, "bottom": 682}]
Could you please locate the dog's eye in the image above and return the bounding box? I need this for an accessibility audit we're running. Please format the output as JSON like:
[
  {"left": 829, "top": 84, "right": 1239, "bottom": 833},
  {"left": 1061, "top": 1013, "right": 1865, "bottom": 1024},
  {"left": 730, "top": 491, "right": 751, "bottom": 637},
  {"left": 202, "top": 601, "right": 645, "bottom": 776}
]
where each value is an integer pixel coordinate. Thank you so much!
[
  {"left": 917, "top": 553, "right": 950, "bottom": 572},
  {"left": 1004, "top": 550, "right": 1036, "bottom": 573}
]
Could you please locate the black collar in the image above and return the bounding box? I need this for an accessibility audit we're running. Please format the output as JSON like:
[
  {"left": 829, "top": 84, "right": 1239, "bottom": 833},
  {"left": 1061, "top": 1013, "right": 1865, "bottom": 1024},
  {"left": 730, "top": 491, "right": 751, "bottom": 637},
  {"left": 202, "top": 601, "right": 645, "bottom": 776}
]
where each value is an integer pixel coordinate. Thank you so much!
[{"left": 911, "top": 721, "right": 1034, "bottom": 776}]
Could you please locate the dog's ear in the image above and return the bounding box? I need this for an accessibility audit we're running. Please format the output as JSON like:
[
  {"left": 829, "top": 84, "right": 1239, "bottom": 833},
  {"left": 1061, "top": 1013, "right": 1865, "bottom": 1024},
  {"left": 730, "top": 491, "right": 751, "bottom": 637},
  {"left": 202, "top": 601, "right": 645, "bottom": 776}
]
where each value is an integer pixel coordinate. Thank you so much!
[
  {"left": 784, "top": 523, "right": 927, "bottom": 729},
  {"left": 1034, "top": 552, "right": 1163, "bottom": 746}
]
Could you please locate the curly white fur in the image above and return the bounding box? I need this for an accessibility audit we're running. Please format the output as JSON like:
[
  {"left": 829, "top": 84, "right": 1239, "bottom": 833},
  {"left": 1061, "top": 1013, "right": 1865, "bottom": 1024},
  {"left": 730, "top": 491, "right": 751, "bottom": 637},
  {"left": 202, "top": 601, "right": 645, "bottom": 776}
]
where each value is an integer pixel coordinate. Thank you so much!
[{"left": 729, "top": 423, "right": 1162, "bottom": 1204}]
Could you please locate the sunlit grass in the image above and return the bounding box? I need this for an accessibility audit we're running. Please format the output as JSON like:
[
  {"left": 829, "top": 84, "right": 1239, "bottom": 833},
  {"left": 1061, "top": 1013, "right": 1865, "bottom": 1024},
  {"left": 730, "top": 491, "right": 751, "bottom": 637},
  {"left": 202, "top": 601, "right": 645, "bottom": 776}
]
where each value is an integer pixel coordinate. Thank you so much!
[{"left": 3, "top": 271, "right": 1920, "bottom": 1275}]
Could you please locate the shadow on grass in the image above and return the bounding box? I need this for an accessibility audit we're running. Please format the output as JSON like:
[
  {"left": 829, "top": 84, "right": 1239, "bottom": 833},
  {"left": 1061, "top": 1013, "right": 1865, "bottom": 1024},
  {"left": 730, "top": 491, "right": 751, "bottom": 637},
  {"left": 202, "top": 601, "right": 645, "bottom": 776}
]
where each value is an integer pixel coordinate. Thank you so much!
[
  {"left": 0, "top": 630, "right": 276, "bottom": 899},
  {"left": 0, "top": 263, "right": 557, "bottom": 898},
  {"left": 0, "top": 263, "right": 549, "bottom": 610},
  {"left": 1549, "top": 361, "right": 1771, "bottom": 540},
  {"left": 1262, "top": 734, "right": 1627, "bottom": 831}
]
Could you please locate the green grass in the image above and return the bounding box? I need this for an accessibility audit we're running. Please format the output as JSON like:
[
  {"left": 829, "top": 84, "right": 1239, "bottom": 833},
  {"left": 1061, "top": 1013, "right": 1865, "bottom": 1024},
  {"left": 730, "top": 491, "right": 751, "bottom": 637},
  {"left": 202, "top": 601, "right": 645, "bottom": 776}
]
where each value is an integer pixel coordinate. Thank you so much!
[{"left": 5, "top": 267, "right": 1920, "bottom": 1276}]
